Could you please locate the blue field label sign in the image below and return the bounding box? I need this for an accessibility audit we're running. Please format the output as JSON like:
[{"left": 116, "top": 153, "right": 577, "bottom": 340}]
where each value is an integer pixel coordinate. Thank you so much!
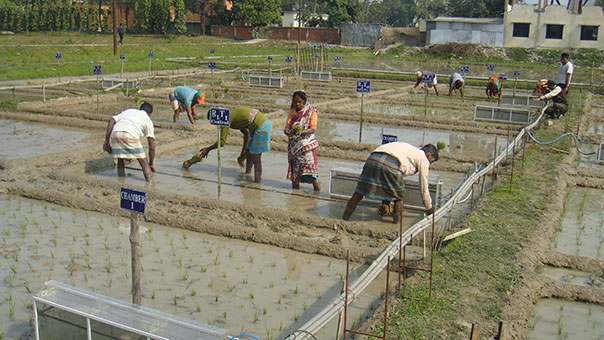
[
  {"left": 487, "top": 64, "right": 495, "bottom": 71},
  {"left": 119, "top": 54, "right": 125, "bottom": 60},
  {"left": 148, "top": 51, "right": 154, "bottom": 57},
  {"left": 356, "top": 81, "right": 370, "bottom": 93},
  {"left": 382, "top": 134, "right": 398, "bottom": 145},
  {"left": 268, "top": 56, "right": 273, "bottom": 61},
  {"left": 499, "top": 74, "right": 508, "bottom": 80},
  {"left": 334, "top": 56, "right": 342, "bottom": 62},
  {"left": 92, "top": 65, "right": 102, "bottom": 75},
  {"left": 421, "top": 74, "right": 434, "bottom": 83},
  {"left": 208, "top": 62, "right": 216, "bottom": 69},
  {"left": 460, "top": 66, "right": 469, "bottom": 73},
  {"left": 514, "top": 71, "right": 521, "bottom": 77},
  {"left": 55, "top": 52, "right": 62, "bottom": 60},
  {"left": 210, "top": 48, "right": 215, "bottom": 54},
  {"left": 120, "top": 187, "right": 146, "bottom": 214},
  {"left": 285, "top": 56, "right": 292, "bottom": 63},
  {"left": 209, "top": 107, "right": 230, "bottom": 126}
]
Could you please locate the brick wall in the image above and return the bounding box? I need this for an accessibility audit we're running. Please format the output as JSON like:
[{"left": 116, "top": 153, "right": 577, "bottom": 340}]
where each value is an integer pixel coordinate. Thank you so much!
[{"left": 211, "top": 26, "right": 339, "bottom": 44}]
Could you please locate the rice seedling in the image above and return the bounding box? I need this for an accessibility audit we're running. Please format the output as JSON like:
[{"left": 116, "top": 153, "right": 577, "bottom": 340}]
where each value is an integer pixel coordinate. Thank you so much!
[
  {"left": 196, "top": 304, "right": 201, "bottom": 312},
  {"left": 270, "top": 261, "right": 276, "bottom": 268},
  {"left": 104, "top": 240, "right": 109, "bottom": 250},
  {"left": 178, "top": 257, "right": 183, "bottom": 268},
  {"left": 26, "top": 261, "right": 32, "bottom": 271},
  {"left": 84, "top": 272, "right": 88, "bottom": 283},
  {"left": 170, "top": 239, "right": 176, "bottom": 256},
  {"left": 248, "top": 255, "right": 254, "bottom": 263},
  {"left": 9, "top": 264, "right": 16, "bottom": 274},
  {"left": 182, "top": 271, "right": 189, "bottom": 281},
  {"left": 294, "top": 314, "right": 299, "bottom": 322},
  {"left": 191, "top": 289, "right": 196, "bottom": 296},
  {"left": 291, "top": 263, "right": 296, "bottom": 271},
  {"left": 200, "top": 266, "right": 207, "bottom": 273},
  {"left": 208, "top": 280, "right": 213, "bottom": 288},
  {"left": 24, "top": 282, "right": 31, "bottom": 293},
  {"left": 253, "top": 311, "right": 259, "bottom": 324},
  {"left": 314, "top": 288, "right": 321, "bottom": 298},
  {"left": 4, "top": 275, "right": 14, "bottom": 287},
  {"left": 173, "top": 296, "right": 178, "bottom": 305},
  {"left": 207, "top": 246, "right": 213, "bottom": 254},
  {"left": 106, "top": 277, "right": 112, "bottom": 288},
  {"left": 303, "top": 302, "right": 307, "bottom": 311},
  {"left": 182, "top": 241, "right": 189, "bottom": 250},
  {"left": 557, "top": 315, "right": 563, "bottom": 335},
  {"left": 151, "top": 290, "right": 156, "bottom": 299},
  {"left": 228, "top": 250, "right": 233, "bottom": 258},
  {"left": 249, "top": 292, "right": 254, "bottom": 299},
  {"left": 213, "top": 255, "right": 219, "bottom": 266},
  {"left": 243, "top": 277, "right": 248, "bottom": 284},
  {"left": 223, "top": 311, "right": 227, "bottom": 318},
  {"left": 278, "top": 297, "right": 281, "bottom": 304},
  {"left": 318, "top": 270, "right": 323, "bottom": 277},
  {"left": 8, "top": 296, "right": 15, "bottom": 319},
  {"left": 269, "top": 281, "right": 274, "bottom": 288},
  {"left": 283, "top": 274, "right": 288, "bottom": 281},
  {"left": 215, "top": 294, "right": 219, "bottom": 302},
  {"left": 104, "top": 256, "right": 112, "bottom": 273},
  {"left": 294, "top": 285, "right": 298, "bottom": 294},
  {"left": 227, "top": 285, "right": 235, "bottom": 293},
  {"left": 279, "top": 322, "right": 283, "bottom": 331}
]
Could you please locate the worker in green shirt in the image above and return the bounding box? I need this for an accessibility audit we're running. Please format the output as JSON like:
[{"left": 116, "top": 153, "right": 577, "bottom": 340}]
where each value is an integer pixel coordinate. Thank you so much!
[{"left": 182, "top": 107, "right": 272, "bottom": 183}]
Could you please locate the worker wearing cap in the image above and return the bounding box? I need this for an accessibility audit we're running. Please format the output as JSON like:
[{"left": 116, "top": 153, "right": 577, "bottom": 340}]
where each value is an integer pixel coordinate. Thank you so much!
[
  {"left": 532, "top": 79, "right": 549, "bottom": 95},
  {"left": 412, "top": 71, "right": 439, "bottom": 96},
  {"left": 169, "top": 86, "right": 205, "bottom": 124},
  {"left": 534, "top": 80, "right": 568, "bottom": 125},
  {"left": 486, "top": 76, "right": 502, "bottom": 99}
]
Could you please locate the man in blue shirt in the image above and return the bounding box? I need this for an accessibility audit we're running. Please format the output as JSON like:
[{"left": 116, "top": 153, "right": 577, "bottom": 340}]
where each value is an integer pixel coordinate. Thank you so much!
[{"left": 169, "top": 86, "right": 205, "bottom": 124}]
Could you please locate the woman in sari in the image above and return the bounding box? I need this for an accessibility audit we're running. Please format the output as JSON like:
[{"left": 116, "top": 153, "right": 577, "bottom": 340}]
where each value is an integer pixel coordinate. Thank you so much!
[{"left": 284, "top": 90, "right": 320, "bottom": 191}]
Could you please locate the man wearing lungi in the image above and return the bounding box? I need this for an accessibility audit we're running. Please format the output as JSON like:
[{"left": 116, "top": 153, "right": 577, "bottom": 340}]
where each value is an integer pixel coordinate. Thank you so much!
[
  {"left": 103, "top": 102, "right": 156, "bottom": 182},
  {"left": 169, "top": 86, "right": 205, "bottom": 124},
  {"left": 182, "top": 107, "right": 272, "bottom": 183},
  {"left": 342, "top": 142, "right": 438, "bottom": 223}
]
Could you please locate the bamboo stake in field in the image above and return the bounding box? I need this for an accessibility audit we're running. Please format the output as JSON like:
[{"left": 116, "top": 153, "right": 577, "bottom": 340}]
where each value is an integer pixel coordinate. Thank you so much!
[{"left": 129, "top": 212, "right": 141, "bottom": 305}]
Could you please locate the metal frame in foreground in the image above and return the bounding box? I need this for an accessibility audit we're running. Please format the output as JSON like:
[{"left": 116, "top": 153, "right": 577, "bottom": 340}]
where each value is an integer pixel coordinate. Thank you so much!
[
  {"left": 474, "top": 103, "right": 532, "bottom": 124},
  {"left": 32, "top": 280, "right": 227, "bottom": 340},
  {"left": 598, "top": 141, "right": 604, "bottom": 163}
]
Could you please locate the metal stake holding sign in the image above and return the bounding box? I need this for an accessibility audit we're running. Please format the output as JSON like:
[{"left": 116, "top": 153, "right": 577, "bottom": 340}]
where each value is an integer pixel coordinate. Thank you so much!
[
  {"left": 147, "top": 51, "right": 154, "bottom": 75},
  {"left": 208, "top": 62, "right": 216, "bottom": 92},
  {"left": 268, "top": 56, "right": 273, "bottom": 78},
  {"left": 120, "top": 187, "right": 146, "bottom": 305},
  {"left": 55, "top": 52, "right": 62, "bottom": 82},
  {"left": 513, "top": 71, "right": 520, "bottom": 97},
  {"left": 422, "top": 74, "right": 434, "bottom": 117},
  {"left": 210, "top": 48, "right": 215, "bottom": 55},
  {"left": 120, "top": 54, "right": 125, "bottom": 76},
  {"left": 356, "top": 81, "right": 371, "bottom": 143},
  {"left": 209, "top": 107, "right": 230, "bottom": 198},
  {"left": 93, "top": 65, "right": 102, "bottom": 114}
]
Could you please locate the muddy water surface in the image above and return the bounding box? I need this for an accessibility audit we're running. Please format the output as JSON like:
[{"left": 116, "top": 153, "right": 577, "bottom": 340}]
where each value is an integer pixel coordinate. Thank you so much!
[
  {"left": 551, "top": 187, "right": 604, "bottom": 260},
  {"left": 92, "top": 147, "right": 463, "bottom": 228},
  {"left": 316, "top": 120, "right": 508, "bottom": 159},
  {"left": 536, "top": 266, "right": 604, "bottom": 289},
  {"left": 526, "top": 298, "right": 604, "bottom": 340},
  {"left": 0, "top": 196, "right": 362, "bottom": 339},
  {"left": 0, "top": 119, "right": 92, "bottom": 159},
  {"left": 364, "top": 102, "right": 471, "bottom": 120}
]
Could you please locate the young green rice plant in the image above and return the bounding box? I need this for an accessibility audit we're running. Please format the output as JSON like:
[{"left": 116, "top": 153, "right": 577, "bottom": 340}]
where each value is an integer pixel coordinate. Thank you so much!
[
  {"left": 4, "top": 275, "right": 14, "bottom": 287},
  {"left": 294, "top": 314, "right": 299, "bottom": 322},
  {"left": 170, "top": 239, "right": 176, "bottom": 256},
  {"left": 318, "top": 270, "right": 323, "bottom": 277},
  {"left": 207, "top": 246, "right": 213, "bottom": 254},
  {"left": 106, "top": 276, "right": 112, "bottom": 288},
  {"left": 24, "top": 282, "right": 31, "bottom": 293},
  {"left": 242, "top": 277, "right": 248, "bottom": 284},
  {"left": 196, "top": 304, "right": 201, "bottom": 312},
  {"left": 557, "top": 315, "right": 563, "bottom": 335},
  {"left": 213, "top": 255, "right": 219, "bottom": 266},
  {"left": 223, "top": 311, "right": 227, "bottom": 318},
  {"left": 104, "top": 256, "right": 112, "bottom": 273},
  {"left": 283, "top": 274, "right": 288, "bottom": 281},
  {"left": 248, "top": 255, "right": 254, "bottom": 263},
  {"left": 279, "top": 322, "right": 283, "bottom": 332},
  {"left": 182, "top": 241, "right": 189, "bottom": 250},
  {"left": 191, "top": 289, "right": 196, "bottom": 297},
  {"left": 26, "top": 261, "right": 32, "bottom": 271},
  {"left": 303, "top": 301, "right": 307, "bottom": 311},
  {"left": 173, "top": 296, "right": 178, "bottom": 305},
  {"left": 178, "top": 257, "right": 183, "bottom": 268},
  {"left": 249, "top": 292, "right": 254, "bottom": 299},
  {"left": 182, "top": 271, "right": 189, "bottom": 281},
  {"left": 151, "top": 290, "right": 156, "bottom": 299},
  {"left": 215, "top": 294, "right": 219, "bottom": 302},
  {"left": 208, "top": 280, "right": 213, "bottom": 288},
  {"left": 253, "top": 311, "right": 259, "bottom": 324},
  {"left": 227, "top": 285, "right": 235, "bottom": 293},
  {"left": 314, "top": 288, "right": 321, "bottom": 298},
  {"left": 9, "top": 264, "right": 16, "bottom": 274},
  {"left": 294, "top": 285, "right": 298, "bottom": 295},
  {"left": 200, "top": 266, "right": 207, "bottom": 273},
  {"left": 96, "top": 222, "right": 103, "bottom": 231},
  {"left": 278, "top": 297, "right": 281, "bottom": 304},
  {"left": 270, "top": 261, "right": 276, "bottom": 268},
  {"left": 228, "top": 250, "right": 233, "bottom": 258},
  {"left": 269, "top": 281, "right": 275, "bottom": 288},
  {"left": 84, "top": 272, "right": 88, "bottom": 283},
  {"left": 8, "top": 296, "right": 15, "bottom": 319},
  {"left": 291, "top": 263, "right": 296, "bottom": 271}
]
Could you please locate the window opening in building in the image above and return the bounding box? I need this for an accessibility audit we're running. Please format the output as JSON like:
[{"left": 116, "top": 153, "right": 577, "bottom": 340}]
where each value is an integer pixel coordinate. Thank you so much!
[
  {"left": 546, "top": 24, "right": 564, "bottom": 39},
  {"left": 580, "top": 25, "right": 598, "bottom": 41},
  {"left": 512, "top": 23, "right": 530, "bottom": 38}
]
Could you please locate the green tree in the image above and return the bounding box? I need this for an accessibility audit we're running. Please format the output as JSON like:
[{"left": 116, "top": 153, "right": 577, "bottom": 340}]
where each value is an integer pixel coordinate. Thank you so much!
[
  {"left": 416, "top": 0, "right": 446, "bottom": 20},
  {"left": 81, "top": 3, "right": 89, "bottom": 30},
  {"left": 90, "top": 4, "right": 99, "bottom": 31},
  {"left": 38, "top": 1, "right": 49, "bottom": 31},
  {"left": 232, "top": 0, "right": 281, "bottom": 28},
  {"left": 62, "top": 0, "right": 72, "bottom": 30},
  {"left": 150, "top": 0, "right": 170, "bottom": 33},
  {"left": 173, "top": 0, "right": 187, "bottom": 34},
  {"left": 100, "top": 7, "right": 108, "bottom": 31},
  {"left": 26, "top": 0, "right": 39, "bottom": 31},
  {"left": 326, "top": 0, "right": 358, "bottom": 27},
  {"left": 184, "top": 0, "right": 208, "bottom": 35},
  {"left": 50, "top": 4, "right": 61, "bottom": 30},
  {"left": 207, "top": 0, "right": 231, "bottom": 26}
]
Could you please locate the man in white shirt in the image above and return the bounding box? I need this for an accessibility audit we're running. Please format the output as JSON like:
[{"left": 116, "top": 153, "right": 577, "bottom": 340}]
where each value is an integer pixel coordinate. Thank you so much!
[
  {"left": 342, "top": 143, "right": 438, "bottom": 223},
  {"left": 103, "top": 102, "right": 156, "bottom": 182},
  {"left": 555, "top": 53, "right": 573, "bottom": 94}
]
